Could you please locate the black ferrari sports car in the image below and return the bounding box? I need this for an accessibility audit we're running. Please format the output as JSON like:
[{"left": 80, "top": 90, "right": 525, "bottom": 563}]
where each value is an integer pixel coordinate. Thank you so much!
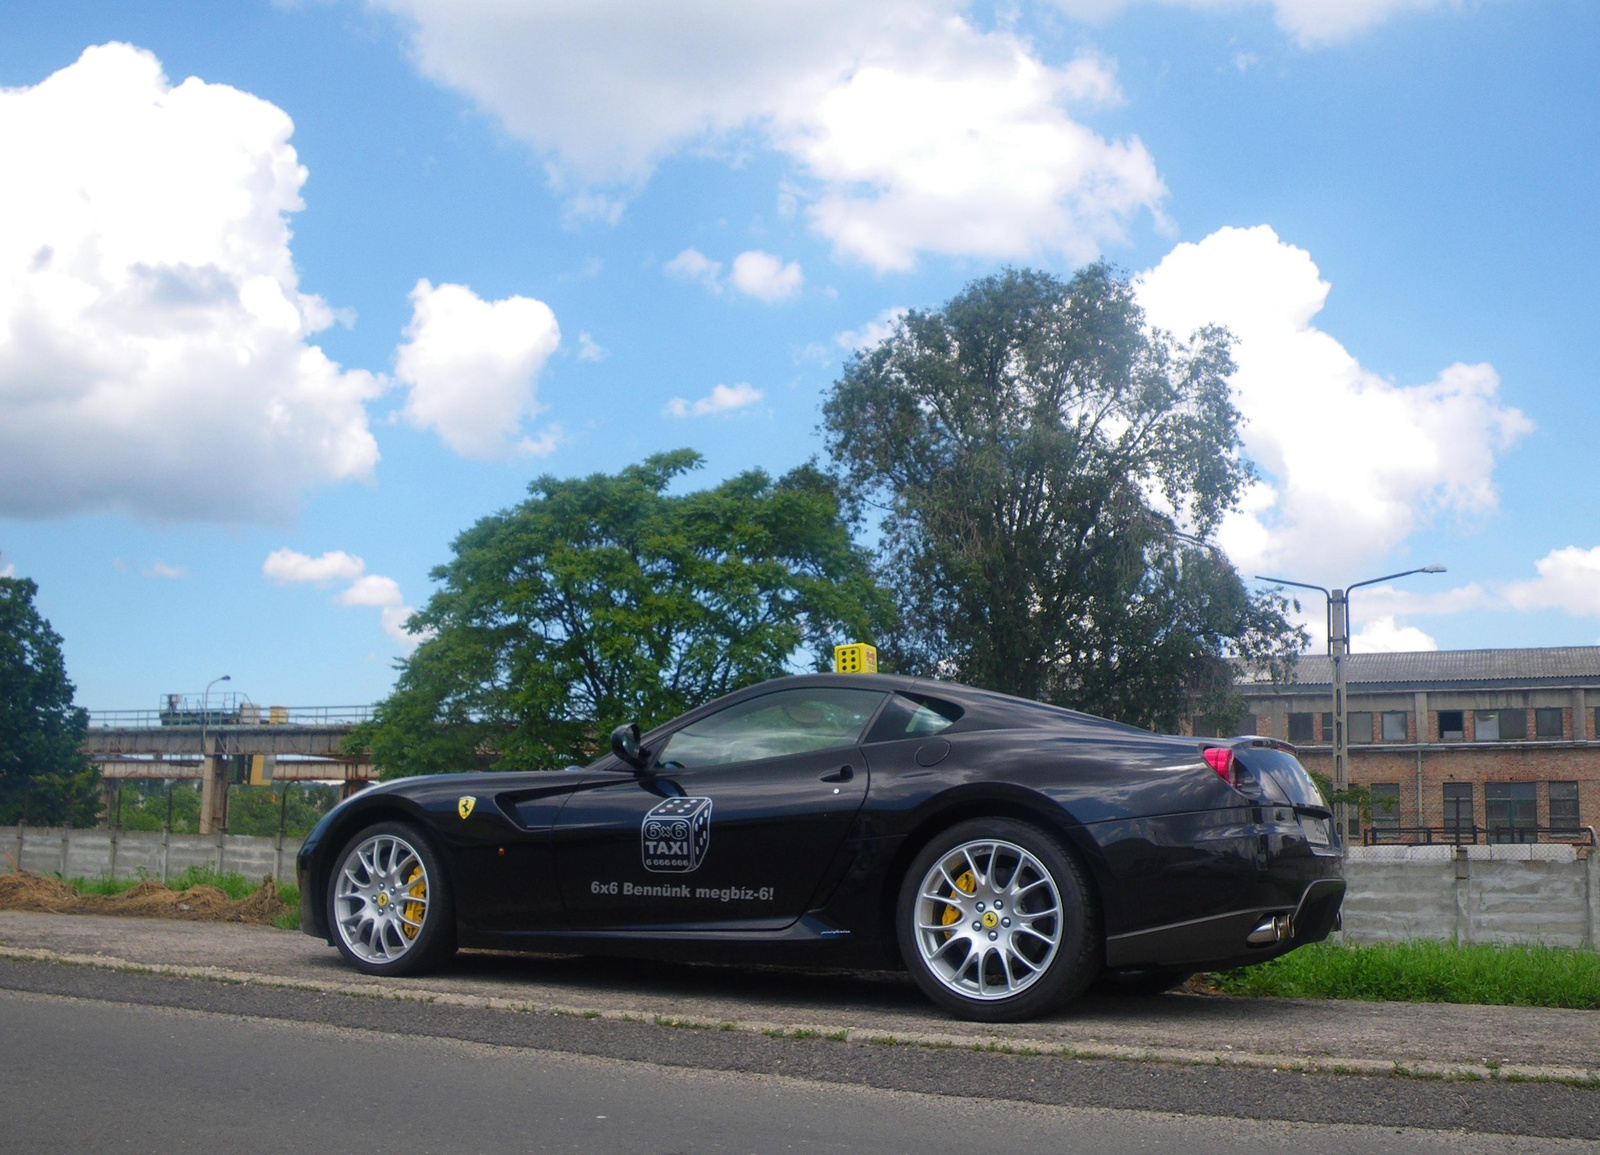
[{"left": 298, "top": 673, "right": 1344, "bottom": 1021}]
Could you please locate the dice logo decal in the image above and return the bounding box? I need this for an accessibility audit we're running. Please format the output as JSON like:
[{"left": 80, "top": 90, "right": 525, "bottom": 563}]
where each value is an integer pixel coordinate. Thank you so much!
[{"left": 641, "top": 796, "right": 713, "bottom": 873}]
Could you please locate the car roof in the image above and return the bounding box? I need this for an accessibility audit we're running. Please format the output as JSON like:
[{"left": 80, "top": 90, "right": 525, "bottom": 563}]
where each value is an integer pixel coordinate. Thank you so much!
[{"left": 648, "top": 671, "right": 1155, "bottom": 740}]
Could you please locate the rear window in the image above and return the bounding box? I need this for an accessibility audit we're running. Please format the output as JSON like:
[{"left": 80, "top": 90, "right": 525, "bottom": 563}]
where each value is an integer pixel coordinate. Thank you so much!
[
  {"left": 864, "top": 693, "right": 963, "bottom": 743},
  {"left": 1233, "top": 746, "right": 1329, "bottom": 811}
]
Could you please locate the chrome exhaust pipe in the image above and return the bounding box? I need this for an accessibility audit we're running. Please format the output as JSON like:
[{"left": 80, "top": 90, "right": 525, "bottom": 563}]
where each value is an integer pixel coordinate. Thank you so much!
[{"left": 1247, "top": 913, "right": 1291, "bottom": 945}]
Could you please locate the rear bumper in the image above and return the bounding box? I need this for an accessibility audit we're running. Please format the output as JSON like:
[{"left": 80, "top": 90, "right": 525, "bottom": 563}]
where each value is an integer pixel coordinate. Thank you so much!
[{"left": 1105, "top": 874, "right": 1345, "bottom": 969}]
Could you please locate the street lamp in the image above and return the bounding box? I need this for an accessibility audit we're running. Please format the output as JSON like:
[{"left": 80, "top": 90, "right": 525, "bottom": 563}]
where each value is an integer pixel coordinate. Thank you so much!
[
  {"left": 1255, "top": 566, "right": 1446, "bottom": 845},
  {"left": 200, "top": 674, "right": 231, "bottom": 753}
]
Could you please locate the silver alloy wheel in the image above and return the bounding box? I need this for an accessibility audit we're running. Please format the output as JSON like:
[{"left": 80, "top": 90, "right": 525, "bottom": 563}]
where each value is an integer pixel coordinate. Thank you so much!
[
  {"left": 333, "top": 832, "right": 430, "bottom": 964},
  {"left": 912, "top": 838, "right": 1063, "bottom": 1001}
]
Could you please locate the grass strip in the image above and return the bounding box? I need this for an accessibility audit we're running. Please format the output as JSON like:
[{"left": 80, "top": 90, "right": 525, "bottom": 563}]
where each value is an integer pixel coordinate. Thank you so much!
[{"left": 1204, "top": 940, "right": 1600, "bottom": 1010}]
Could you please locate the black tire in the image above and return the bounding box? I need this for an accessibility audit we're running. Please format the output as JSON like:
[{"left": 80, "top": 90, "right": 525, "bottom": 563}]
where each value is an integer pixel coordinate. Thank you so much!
[
  {"left": 1091, "top": 967, "right": 1194, "bottom": 997},
  {"left": 896, "top": 817, "right": 1099, "bottom": 1022},
  {"left": 327, "top": 820, "right": 456, "bottom": 976}
]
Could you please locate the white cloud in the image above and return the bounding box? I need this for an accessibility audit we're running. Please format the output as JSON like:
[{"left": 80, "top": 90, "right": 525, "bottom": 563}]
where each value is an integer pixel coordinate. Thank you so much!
[
  {"left": 263, "top": 548, "right": 366, "bottom": 585},
  {"left": 0, "top": 43, "right": 384, "bottom": 522},
  {"left": 370, "top": 0, "right": 943, "bottom": 185},
  {"left": 663, "top": 382, "right": 764, "bottom": 418},
  {"left": 0, "top": 559, "right": 14, "bottom": 579},
  {"left": 395, "top": 279, "right": 561, "bottom": 458},
  {"left": 1503, "top": 547, "right": 1600, "bottom": 618},
  {"left": 143, "top": 560, "right": 184, "bottom": 579},
  {"left": 577, "top": 331, "right": 609, "bottom": 362},
  {"left": 836, "top": 307, "right": 909, "bottom": 351},
  {"left": 1137, "top": 226, "right": 1531, "bottom": 579},
  {"left": 1350, "top": 615, "right": 1438, "bottom": 653},
  {"left": 730, "top": 251, "right": 804, "bottom": 302},
  {"left": 262, "top": 548, "right": 421, "bottom": 651},
  {"left": 339, "top": 574, "right": 404, "bottom": 607},
  {"left": 1046, "top": 0, "right": 1452, "bottom": 47},
  {"left": 379, "top": 605, "right": 419, "bottom": 645},
  {"left": 787, "top": 35, "right": 1162, "bottom": 271},
  {"left": 370, "top": 2, "right": 1165, "bottom": 271},
  {"left": 664, "top": 248, "right": 724, "bottom": 292}
]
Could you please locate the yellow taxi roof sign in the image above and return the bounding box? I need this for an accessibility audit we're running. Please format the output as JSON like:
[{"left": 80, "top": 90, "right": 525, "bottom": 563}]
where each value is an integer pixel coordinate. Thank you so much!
[{"left": 834, "top": 643, "right": 878, "bottom": 674}]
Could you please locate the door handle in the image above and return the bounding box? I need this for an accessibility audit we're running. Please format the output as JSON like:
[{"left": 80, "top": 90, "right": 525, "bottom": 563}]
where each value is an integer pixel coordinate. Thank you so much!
[{"left": 821, "top": 765, "right": 854, "bottom": 783}]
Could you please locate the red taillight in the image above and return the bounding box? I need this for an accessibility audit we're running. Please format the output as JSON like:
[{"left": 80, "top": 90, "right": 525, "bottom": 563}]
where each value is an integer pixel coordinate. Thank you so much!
[{"left": 1203, "top": 746, "right": 1235, "bottom": 786}]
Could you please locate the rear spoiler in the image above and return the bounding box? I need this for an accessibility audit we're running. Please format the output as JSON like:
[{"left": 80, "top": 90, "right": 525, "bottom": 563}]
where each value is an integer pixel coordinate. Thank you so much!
[{"left": 1205, "top": 736, "right": 1300, "bottom": 756}]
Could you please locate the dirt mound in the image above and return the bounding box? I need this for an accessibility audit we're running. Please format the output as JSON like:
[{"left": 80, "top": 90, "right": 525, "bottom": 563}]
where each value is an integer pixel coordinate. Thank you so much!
[
  {"left": 0, "top": 871, "right": 291, "bottom": 926},
  {"left": 0, "top": 871, "right": 81, "bottom": 913}
]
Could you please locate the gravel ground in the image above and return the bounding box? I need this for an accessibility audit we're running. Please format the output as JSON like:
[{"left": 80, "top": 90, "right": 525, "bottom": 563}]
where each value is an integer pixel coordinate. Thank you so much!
[{"left": 2, "top": 910, "right": 1597, "bottom": 1078}]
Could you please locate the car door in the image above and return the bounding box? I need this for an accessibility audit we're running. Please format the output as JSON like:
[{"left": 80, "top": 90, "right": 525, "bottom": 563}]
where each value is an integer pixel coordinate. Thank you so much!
[{"left": 553, "top": 686, "right": 886, "bottom": 930}]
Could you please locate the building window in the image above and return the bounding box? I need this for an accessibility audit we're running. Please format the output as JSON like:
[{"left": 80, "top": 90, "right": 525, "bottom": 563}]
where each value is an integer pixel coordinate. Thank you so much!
[
  {"left": 1439, "top": 710, "right": 1465, "bottom": 741},
  {"left": 1474, "top": 709, "right": 1527, "bottom": 741},
  {"left": 1535, "top": 708, "right": 1564, "bottom": 740},
  {"left": 1348, "top": 712, "right": 1373, "bottom": 745},
  {"left": 1320, "top": 712, "right": 1331, "bottom": 742},
  {"left": 1549, "top": 781, "right": 1580, "bottom": 835},
  {"left": 1242, "top": 713, "right": 1258, "bottom": 736},
  {"left": 1381, "top": 711, "right": 1409, "bottom": 742},
  {"left": 1288, "top": 713, "right": 1314, "bottom": 744},
  {"left": 1370, "top": 783, "right": 1401, "bottom": 838},
  {"left": 1191, "top": 718, "right": 1219, "bottom": 738},
  {"left": 1485, "top": 782, "right": 1537, "bottom": 843},
  {"left": 1443, "top": 783, "right": 1473, "bottom": 837}
]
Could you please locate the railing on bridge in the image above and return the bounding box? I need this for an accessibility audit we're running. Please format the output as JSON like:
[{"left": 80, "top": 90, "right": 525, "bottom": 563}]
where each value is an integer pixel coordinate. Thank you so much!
[
  {"left": 88, "top": 704, "right": 375, "bottom": 728},
  {"left": 1363, "top": 824, "right": 1597, "bottom": 848}
]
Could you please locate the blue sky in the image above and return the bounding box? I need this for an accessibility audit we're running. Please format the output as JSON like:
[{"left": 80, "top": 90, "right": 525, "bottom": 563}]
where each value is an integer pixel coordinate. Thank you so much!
[{"left": 3, "top": 0, "right": 1598, "bottom": 711}]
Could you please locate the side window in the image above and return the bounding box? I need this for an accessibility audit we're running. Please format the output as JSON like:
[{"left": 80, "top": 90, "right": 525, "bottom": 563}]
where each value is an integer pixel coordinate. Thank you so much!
[
  {"left": 1369, "top": 783, "right": 1401, "bottom": 836},
  {"left": 865, "top": 693, "right": 963, "bottom": 743},
  {"left": 657, "top": 688, "right": 888, "bottom": 769}
]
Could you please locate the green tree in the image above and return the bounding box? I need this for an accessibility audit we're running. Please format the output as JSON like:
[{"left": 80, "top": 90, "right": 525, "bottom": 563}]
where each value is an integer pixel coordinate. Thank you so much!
[
  {"left": 822, "top": 265, "right": 1301, "bottom": 731},
  {"left": 0, "top": 576, "right": 100, "bottom": 826},
  {"left": 352, "top": 450, "right": 893, "bottom": 776}
]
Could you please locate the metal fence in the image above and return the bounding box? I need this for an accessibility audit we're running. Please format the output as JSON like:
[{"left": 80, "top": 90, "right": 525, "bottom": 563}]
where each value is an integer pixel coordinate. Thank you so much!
[{"left": 1364, "top": 824, "right": 1597, "bottom": 848}]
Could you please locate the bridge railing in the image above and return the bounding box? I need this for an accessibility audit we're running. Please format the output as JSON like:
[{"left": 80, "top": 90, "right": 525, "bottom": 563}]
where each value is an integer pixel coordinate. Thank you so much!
[{"left": 87, "top": 705, "right": 376, "bottom": 728}]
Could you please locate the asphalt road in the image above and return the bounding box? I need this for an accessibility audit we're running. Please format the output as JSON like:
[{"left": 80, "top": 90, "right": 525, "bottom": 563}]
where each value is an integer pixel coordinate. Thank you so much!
[
  {"left": 4, "top": 984, "right": 1595, "bottom": 1155},
  {"left": 2, "top": 957, "right": 1598, "bottom": 1150}
]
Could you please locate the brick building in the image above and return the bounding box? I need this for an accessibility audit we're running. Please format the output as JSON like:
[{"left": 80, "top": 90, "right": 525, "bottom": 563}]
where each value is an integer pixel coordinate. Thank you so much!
[{"left": 1227, "top": 647, "right": 1599, "bottom": 844}]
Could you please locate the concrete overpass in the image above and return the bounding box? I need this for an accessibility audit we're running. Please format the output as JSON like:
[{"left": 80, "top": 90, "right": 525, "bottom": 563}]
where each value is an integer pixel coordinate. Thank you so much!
[{"left": 83, "top": 706, "right": 377, "bottom": 834}]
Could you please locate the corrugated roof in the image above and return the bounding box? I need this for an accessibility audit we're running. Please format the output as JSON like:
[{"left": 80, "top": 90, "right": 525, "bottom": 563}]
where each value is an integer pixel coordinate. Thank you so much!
[{"left": 1244, "top": 646, "right": 1600, "bottom": 690}]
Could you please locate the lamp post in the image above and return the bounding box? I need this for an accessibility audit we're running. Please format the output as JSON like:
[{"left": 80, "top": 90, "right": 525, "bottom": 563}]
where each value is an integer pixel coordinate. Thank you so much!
[
  {"left": 199, "top": 674, "right": 230, "bottom": 835},
  {"left": 1256, "top": 567, "right": 1445, "bottom": 846}
]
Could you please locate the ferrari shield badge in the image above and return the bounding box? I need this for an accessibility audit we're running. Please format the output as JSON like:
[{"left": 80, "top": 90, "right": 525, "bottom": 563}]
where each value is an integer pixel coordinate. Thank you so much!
[
  {"left": 641, "top": 796, "right": 712, "bottom": 873},
  {"left": 457, "top": 795, "right": 476, "bottom": 820}
]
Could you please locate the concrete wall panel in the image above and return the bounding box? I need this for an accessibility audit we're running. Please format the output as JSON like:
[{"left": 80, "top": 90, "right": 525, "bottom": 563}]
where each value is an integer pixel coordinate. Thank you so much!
[
  {"left": 1465, "top": 860, "right": 1590, "bottom": 948},
  {"left": 1341, "top": 861, "right": 1459, "bottom": 941}
]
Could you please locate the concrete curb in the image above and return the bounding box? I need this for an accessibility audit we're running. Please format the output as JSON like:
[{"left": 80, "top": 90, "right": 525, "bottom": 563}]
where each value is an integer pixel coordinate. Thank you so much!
[{"left": 4, "top": 944, "right": 1596, "bottom": 1088}]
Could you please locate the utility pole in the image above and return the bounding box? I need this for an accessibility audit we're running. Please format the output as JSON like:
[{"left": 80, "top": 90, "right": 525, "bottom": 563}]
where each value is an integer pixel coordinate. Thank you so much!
[{"left": 1329, "top": 588, "right": 1349, "bottom": 838}]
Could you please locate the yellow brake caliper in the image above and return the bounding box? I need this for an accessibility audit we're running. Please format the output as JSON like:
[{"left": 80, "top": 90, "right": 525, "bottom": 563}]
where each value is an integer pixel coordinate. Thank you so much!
[
  {"left": 940, "top": 870, "right": 976, "bottom": 936},
  {"left": 401, "top": 866, "right": 426, "bottom": 938}
]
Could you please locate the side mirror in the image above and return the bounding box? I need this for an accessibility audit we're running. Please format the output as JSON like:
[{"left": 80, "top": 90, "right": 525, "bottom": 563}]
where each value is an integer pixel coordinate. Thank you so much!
[{"left": 610, "top": 722, "right": 648, "bottom": 770}]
